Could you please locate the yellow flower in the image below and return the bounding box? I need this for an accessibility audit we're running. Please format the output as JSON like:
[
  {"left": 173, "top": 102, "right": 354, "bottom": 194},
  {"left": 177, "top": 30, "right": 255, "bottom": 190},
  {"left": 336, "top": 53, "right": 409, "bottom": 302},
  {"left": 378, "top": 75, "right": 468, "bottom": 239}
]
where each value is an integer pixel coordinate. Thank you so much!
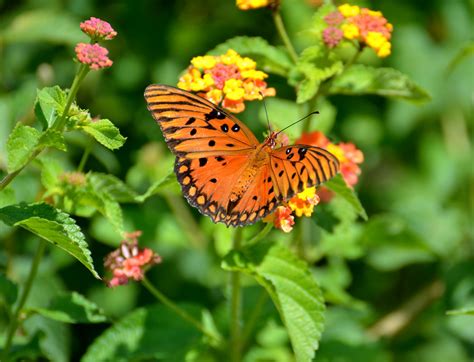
[
  {"left": 288, "top": 186, "right": 320, "bottom": 217},
  {"left": 220, "top": 49, "right": 239, "bottom": 65},
  {"left": 236, "top": 56, "right": 257, "bottom": 71},
  {"left": 341, "top": 23, "right": 360, "bottom": 40},
  {"left": 206, "top": 89, "right": 223, "bottom": 104},
  {"left": 236, "top": 0, "right": 273, "bottom": 10},
  {"left": 191, "top": 55, "right": 217, "bottom": 70},
  {"left": 327, "top": 143, "right": 346, "bottom": 163},
  {"left": 377, "top": 41, "right": 391, "bottom": 58},
  {"left": 365, "top": 31, "right": 387, "bottom": 50},
  {"left": 364, "top": 9, "right": 382, "bottom": 17},
  {"left": 241, "top": 69, "right": 267, "bottom": 80},
  {"left": 338, "top": 4, "right": 360, "bottom": 18},
  {"left": 223, "top": 79, "right": 245, "bottom": 100}
]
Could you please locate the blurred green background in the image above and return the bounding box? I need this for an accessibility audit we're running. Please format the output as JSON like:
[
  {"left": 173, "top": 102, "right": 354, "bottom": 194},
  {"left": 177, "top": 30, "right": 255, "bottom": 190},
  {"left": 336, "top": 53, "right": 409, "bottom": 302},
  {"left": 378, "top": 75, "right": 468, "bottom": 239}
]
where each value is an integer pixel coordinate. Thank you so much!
[{"left": 0, "top": 0, "right": 473, "bottom": 361}]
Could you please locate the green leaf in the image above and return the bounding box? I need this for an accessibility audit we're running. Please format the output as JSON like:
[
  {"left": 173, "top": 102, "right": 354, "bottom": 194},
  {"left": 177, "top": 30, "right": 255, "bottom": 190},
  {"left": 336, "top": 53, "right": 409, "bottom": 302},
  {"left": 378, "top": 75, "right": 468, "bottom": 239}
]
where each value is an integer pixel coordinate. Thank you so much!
[
  {"left": 0, "top": 202, "right": 100, "bottom": 279},
  {"left": 291, "top": 45, "right": 343, "bottom": 103},
  {"left": 82, "top": 304, "right": 202, "bottom": 362},
  {"left": 324, "top": 174, "right": 367, "bottom": 220},
  {"left": 39, "top": 130, "right": 67, "bottom": 151},
  {"left": 81, "top": 119, "right": 126, "bottom": 150},
  {"left": 7, "top": 123, "right": 41, "bottom": 173},
  {"left": 0, "top": 272, "right": 18, "bottom": 305},
  {"left": 360, "top": 215, "right": 436, "bottom": 271},
  {"left": 209, "top": 36, "right": 294, "bottom": 77},
  {"left": 29, "top": 292, "right": 108, "bottom": 323},
  {"left": 328, "top": 65, "right": 431, "bottom": 103},
  {"left": 34, "top": 86, "right": 67, "bottom": 129},
  {"left": 0, "top": 187, "right": 16, "bottom": 207},
  {"left": 87, "top": 173, "right": 138, "bottom": 203},
  {"left": 135, "top": 170, "right": 177, "bottom": 202},
  {"left": 0, "top": 10, "right": 86, "bottom": 45},
  {"left": 222, "top": 242, "right": 325, "bottom": 362},
  {"left": 447, "top": 307, "right": 474, "bottom": 316}
]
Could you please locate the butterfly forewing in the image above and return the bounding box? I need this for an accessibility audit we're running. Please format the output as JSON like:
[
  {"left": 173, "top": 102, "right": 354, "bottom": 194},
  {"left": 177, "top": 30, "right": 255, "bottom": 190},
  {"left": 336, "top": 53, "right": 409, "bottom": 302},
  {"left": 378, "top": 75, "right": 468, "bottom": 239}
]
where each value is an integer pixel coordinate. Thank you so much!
[
  {"left": 144, "top": 85, "right": 259, "bottom": 157},
  {"left": 270, "top": 145, "right": 339, "bottom": 199}
]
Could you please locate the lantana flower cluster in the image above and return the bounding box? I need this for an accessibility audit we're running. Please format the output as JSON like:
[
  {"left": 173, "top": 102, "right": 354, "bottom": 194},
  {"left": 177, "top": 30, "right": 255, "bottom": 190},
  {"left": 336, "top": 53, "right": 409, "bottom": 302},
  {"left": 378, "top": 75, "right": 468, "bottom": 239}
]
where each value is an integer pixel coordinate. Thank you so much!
[
  {"left": 322, "top": 4, "right": 393, "bottom": 58},
  {"left": 104, "top": 231, "right": 161, "bottom": 287},
  {"left": 236, "top": 0, "right": 278, "bottom": 10},
  {"left": 75, "top": 17, "right": 116, "bottom": 70},
  {"left": 178, "top": 49, "right": 275, "bottom": 113},
  {"left": 268, "top": 131, "right": 363, "bottom": 233}
]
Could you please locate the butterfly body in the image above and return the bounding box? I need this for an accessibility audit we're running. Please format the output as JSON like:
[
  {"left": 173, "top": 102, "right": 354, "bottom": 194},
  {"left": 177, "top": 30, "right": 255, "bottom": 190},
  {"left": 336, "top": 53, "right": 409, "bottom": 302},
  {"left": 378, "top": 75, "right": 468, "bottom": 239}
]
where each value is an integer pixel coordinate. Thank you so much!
[{"left": 145, "top": 84, "right": 339, "bottom": 227}]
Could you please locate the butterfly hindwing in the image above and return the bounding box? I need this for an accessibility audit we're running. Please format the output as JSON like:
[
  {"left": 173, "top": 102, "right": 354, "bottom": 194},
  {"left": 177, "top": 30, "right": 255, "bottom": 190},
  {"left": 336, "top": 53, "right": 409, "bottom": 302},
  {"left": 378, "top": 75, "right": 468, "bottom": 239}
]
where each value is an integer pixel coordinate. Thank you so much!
[
  {"left": 270, "top": 145, "right": 339, "bottom": 199},
  {"left": 144, "top": 84, "right": 259, "bottom": 157}
]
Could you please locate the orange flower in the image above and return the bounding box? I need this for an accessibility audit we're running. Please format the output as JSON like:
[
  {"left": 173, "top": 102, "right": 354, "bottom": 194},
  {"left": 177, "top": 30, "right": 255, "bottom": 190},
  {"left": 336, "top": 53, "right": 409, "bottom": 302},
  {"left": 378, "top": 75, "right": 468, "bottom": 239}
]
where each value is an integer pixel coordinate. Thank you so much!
[
  {"left": 267, "top": 206, "right": 295, "bottom": 233},
  {"left": 178, "top": 49, "right": 275, "bottom": 113},
  {"left": 104, "top": 231, "right": 161, "bottom": 287},
  {"left": 288, "top": 187, "right": 320, "bottom": 217}
]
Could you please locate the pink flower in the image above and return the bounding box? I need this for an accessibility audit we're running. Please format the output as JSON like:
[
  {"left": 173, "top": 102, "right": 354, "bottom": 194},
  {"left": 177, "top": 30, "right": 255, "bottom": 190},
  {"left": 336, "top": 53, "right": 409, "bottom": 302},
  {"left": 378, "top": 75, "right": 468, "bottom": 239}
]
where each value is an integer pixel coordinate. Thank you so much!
[
  {"left": 324, "top": 11, "right": 344, "bottom": 26},
  {"left": 266, "top": 206, "right": 295, "bottom": 233},
  {"left": 104, "top": 231, "right": 161, "bottom": 287},
  {"left": 80, "top": 17, "right": 117, "bottom": 41},
  {"left": 323, "top": 27, "right": 343, "bottom": 48},
  {"left": 75, "top": 43, "right": 113, "bottom": 70}
]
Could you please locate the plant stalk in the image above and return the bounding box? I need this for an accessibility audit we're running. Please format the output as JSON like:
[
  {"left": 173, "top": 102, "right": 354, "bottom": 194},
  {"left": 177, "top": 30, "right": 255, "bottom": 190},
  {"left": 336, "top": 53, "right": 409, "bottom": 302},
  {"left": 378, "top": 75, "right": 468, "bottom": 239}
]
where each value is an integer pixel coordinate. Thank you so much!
[
  {"left": 2, "top": 240, "right": 47, "bottom": 360},
  {"left": 272, "top": 10, "right": 298, "bottom": 64},
  {"left": 230, "top": 227, "right": 243, "bottom": 362},
  {"left": 142, "top": 276, "right": 220, "bottom": 343}
]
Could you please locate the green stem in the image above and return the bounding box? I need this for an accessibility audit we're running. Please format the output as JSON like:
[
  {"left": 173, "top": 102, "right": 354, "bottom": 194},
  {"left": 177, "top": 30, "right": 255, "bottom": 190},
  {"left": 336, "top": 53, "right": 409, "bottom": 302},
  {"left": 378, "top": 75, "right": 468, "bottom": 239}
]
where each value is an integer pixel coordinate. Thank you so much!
[
  {"left": 163, "top": 192, "right": 207, "bottom": 248},
  {"left": 2, "top": 240, "right": 47, "bottom": 360},
  {"left": 272, "top": 10, "right": 298, "bottom": 64},
  {"left": 248, "top": 223, "right": 272, "bottom": 245},
  {"left": 77, "top": 140, "right": 93, "bottom": 172},
  {"left": 230, "top": 227, "right": 243, "bottom": 362},
  {"left": 142, "top": 276, "right": 220, "bottom": 343},
  {"left": 0, "top": 64, "right": 90, "bottom": 192},
  {"left": 53, "top": 64, "right": 89, "bottom": 132},
  {"left": 241, "top": 290, "right": 268, "bottom": 349}
]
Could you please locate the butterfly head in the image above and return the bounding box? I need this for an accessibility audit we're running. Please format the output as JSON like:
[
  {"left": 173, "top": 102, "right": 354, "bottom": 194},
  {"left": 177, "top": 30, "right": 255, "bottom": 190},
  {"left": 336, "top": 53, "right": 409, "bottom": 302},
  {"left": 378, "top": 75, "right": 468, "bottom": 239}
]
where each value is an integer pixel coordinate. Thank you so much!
[{"left": 264, "top": 131, "right": 279, "bottom": 149}]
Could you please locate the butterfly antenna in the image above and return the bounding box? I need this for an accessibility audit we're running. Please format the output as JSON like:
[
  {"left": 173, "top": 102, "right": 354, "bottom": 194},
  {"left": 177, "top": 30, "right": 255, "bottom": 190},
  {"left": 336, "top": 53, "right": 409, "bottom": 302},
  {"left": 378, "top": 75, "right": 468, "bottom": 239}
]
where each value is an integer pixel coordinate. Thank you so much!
[
  {"left": 260, "top": 91, "right": 272, "bottom": 132},
  {"left": 276, "top": 111, "right": 320, "bottom": 134}
]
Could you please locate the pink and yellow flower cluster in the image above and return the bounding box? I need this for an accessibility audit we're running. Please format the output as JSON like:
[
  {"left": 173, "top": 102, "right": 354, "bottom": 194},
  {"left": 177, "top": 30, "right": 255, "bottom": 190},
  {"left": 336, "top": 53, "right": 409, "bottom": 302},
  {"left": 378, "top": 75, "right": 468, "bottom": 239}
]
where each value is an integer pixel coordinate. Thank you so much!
[
  {"left": 75, "top": 17, "right": 116, "bottom": 70},
  {"left": 104, "top": 231, "right": 161, "bottom": 287},
  {"left": 323, "top": 4, "right": 393, "bottom": 58},
  {"left": 178, "top": 49, "right": 275, "bottom": 113}
]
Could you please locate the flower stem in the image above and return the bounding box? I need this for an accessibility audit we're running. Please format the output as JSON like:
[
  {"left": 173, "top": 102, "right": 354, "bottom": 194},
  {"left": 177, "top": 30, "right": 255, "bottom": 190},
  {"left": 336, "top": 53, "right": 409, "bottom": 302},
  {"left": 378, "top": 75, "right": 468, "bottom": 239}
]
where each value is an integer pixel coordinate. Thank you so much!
[
  {"left": 2, "top": 240, "right": 46, "bottom": 360},
  {"left": 77, "top": 139, "right": 93, "bottom": 172},
  {"left": 230, "top": 227, "right": 243, "bottom": 362},
  {"left": 142, "top": 276, "right": 221, "bottom": 343},
  {"left": 248, "top": 223, "right": 272, "bottom": 245},
  {"left": 53, "top": 64, "right": 89, "bottom": 132},
  {"left": 241, "top": 289, "right": 268, "bottom": 349},
  {"left": 272, "top": 10, "right": 298, "bottom": 64}
]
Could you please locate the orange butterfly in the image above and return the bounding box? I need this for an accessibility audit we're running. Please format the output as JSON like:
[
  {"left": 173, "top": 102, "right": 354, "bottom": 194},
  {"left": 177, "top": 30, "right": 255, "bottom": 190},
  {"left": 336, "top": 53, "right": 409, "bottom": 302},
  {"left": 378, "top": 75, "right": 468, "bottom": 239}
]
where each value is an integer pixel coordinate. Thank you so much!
[{"left": 144, "top": 84, "right": 339, "bottom": 227}]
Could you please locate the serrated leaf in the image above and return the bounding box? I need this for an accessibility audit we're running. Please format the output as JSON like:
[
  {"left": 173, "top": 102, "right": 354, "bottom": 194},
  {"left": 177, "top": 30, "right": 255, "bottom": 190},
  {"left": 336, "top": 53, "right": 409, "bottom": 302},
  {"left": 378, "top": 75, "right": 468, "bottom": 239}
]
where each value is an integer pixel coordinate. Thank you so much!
[
  {"left": 328, "top": 65, "right": 431, "bottom": 103},
  {"left": 81, "top": 119, "right": 126, "bottom": 150},
  {"left": 29, "top": 292, "right": 107, "bottom": 323},
  {"left": 34, "top": 86, "right": 67, "bottom": 129},
  {"left": 222, "top": 242, "right": 325, "bottom": 362},
  {"left": 0, "top": 202, "right": 100, "bottom": 279},
  {"left": 87, "top": 173, "right": 138, "bottom": 203},
  {"left": 39, "top": 130, "right": 67, "bottom": 151},
  {"left": 135, "top": 170, "right": 177, "bottom": 202},
  {"left": 82, "top": 304, "right": 202, "bottom": 362},
  {"left": 447, "top": 307, "right": 474, "bottom": 316},
  {"left": 1, "top": 10, "right": 86, "bottom": 45},
  {"left": 0, "top": 187, "right": 16, "bottom": 207},
  {"left": 7, "top": 123, "right": 41, "bottom": 173},
  {"left": 0, "top": 272, "right": 18, "bottom": 305},
  {"left": 209, "top": 36, "right": 294, "bottom": 77},
  {"left": 39, "top": 157, "right": 63, "bottom": 191},
  {"left": 324, "top": 174, "right": 367, "bottom": 220}
]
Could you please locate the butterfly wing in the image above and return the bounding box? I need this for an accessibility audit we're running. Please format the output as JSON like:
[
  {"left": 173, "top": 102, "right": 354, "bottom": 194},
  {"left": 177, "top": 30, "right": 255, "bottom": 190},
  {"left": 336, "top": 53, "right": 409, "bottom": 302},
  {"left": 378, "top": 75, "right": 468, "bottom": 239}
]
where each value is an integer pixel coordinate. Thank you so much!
[
  {"left": 144, "top": 84, "right": 259, "bottom": 158},
  {"left": 270, "top": 145, "right": 339, "bottom": 199}
]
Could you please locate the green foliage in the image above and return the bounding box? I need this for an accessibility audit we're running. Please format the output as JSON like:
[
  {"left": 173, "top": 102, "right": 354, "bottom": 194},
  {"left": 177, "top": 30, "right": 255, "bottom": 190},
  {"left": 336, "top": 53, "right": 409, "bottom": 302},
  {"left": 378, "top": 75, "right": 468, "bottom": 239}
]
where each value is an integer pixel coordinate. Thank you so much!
[
  {"left": 447, "top": 307, "right": 474, "bottom": 316},
  {"left": 210, "top": 36, "right": 293, "bottom": 77},
  {"left": 0, "top": 203, "right": 99, "bottom": 279},
  {"left": 324, "top": 174, "right": 367, "bottom": 221},
  {"left": 0, "top": 272, "right": 18, "bottom": 305},
  {"left": 80, "top": 119, "right": 126, "bottom": 150},
  {"left": 82, "top": 304, "right": 202, "bottom": 361},
  {"left": 28, "top": 292, "right": 108, "bottom": 323},
  {"left": 328, "top": 65, "right": 431, "bottom": 102},
  {"left": 7, "top": 124, "right": 41, "bottom": 173},
  {"left": 223, "top": 242, "right": 325, "bottom": 361},
  {"left": 34, "top": 86, "right": 67, "bottom": 129}
]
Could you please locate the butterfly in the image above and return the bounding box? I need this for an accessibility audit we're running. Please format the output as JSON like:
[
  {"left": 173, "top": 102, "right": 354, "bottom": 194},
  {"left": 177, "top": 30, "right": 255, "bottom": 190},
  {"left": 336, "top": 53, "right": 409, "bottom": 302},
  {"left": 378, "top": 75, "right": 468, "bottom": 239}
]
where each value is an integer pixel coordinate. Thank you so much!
[{"left": 144, "top": 84, "right": 339, "bottom": 227}]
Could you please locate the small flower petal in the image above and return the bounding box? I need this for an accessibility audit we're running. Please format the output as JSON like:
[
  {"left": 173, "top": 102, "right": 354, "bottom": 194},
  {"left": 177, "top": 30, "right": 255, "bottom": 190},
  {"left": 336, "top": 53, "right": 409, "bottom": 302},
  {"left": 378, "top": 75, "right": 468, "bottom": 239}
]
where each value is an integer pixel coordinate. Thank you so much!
[
  {"left": 75, "top": 43, "right": 113, "bottom": 70},
  {"left": 80, "top": 17, "right": 117, "bottom": 41}
]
